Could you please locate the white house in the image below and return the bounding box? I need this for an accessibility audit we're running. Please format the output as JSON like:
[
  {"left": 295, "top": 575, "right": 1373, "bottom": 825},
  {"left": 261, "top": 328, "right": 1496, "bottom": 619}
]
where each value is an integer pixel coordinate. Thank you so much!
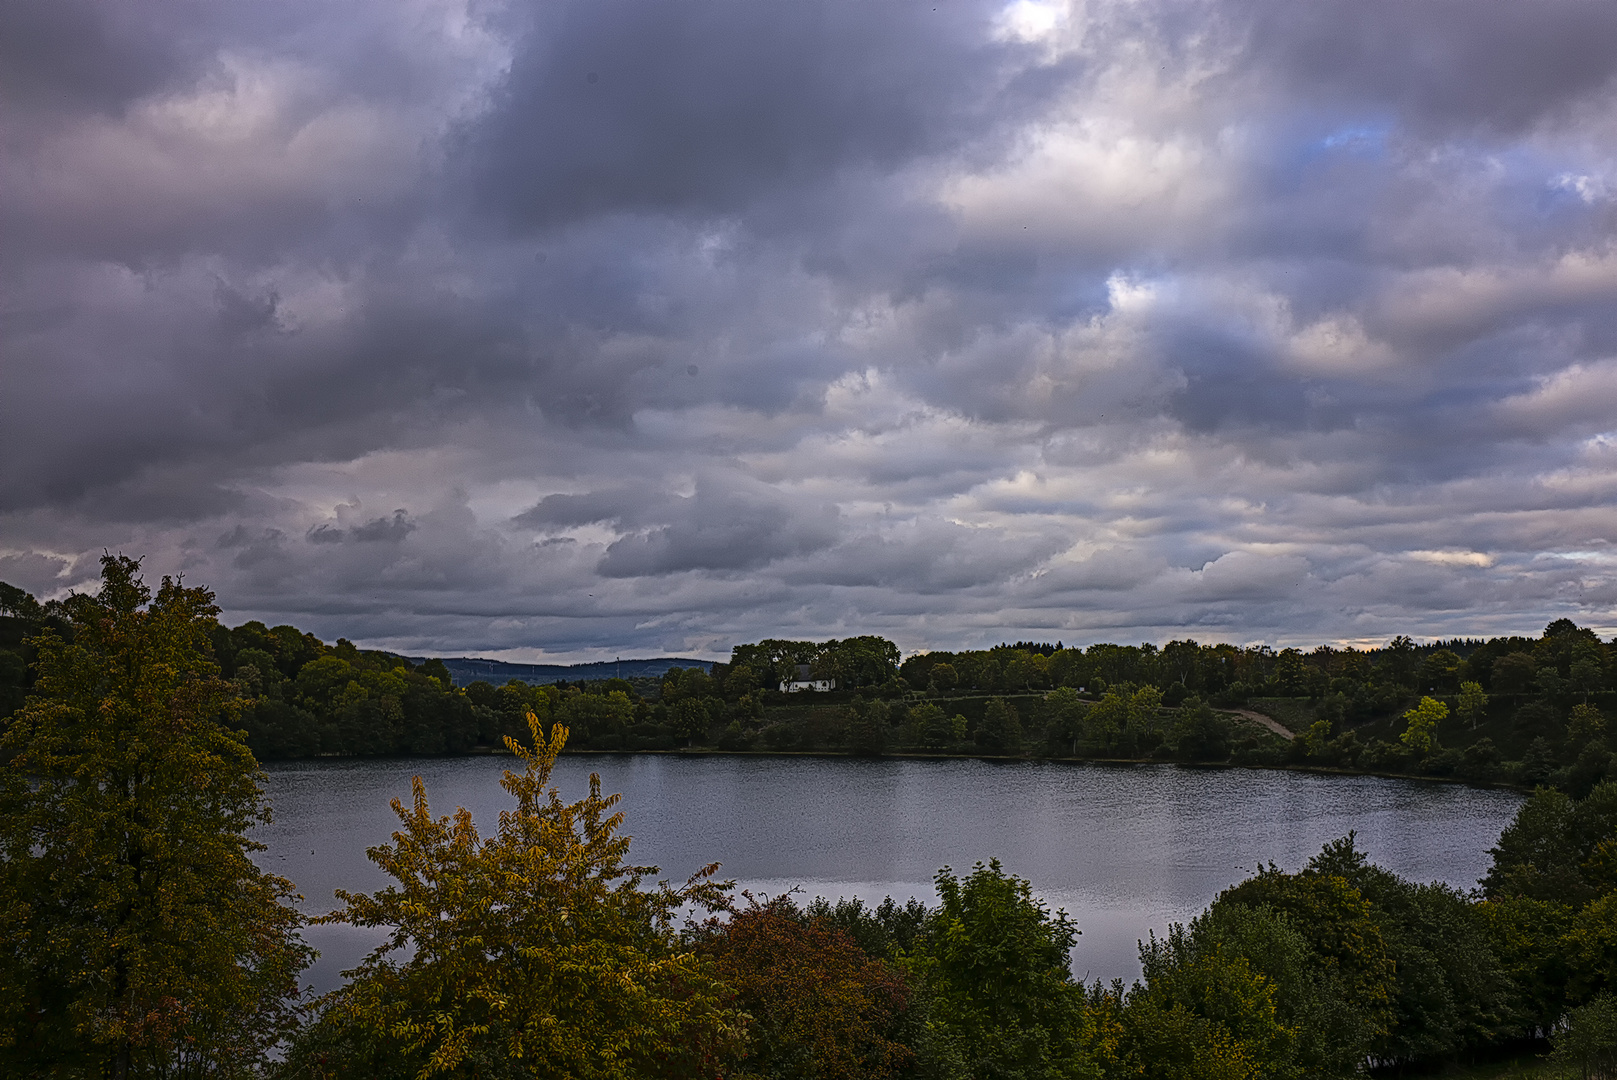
[{"left": 779, "top": 663, "right": 836, "bottom": 693}]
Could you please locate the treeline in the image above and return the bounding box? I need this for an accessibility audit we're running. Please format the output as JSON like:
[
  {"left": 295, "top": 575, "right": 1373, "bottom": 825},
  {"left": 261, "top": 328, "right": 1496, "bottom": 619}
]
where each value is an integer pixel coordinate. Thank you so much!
[
  {"left": 554, "top": 625, "right": 1616, "bottom": 796},
  {"left": 3, "top": 559, "right": 1616, "bottom": 1077},
  {"left": 4, "top": 579, "right": 1615, "bottom": 795},
  {"left": 882, "top": 626, "right": 1617, "bottom": 793}
]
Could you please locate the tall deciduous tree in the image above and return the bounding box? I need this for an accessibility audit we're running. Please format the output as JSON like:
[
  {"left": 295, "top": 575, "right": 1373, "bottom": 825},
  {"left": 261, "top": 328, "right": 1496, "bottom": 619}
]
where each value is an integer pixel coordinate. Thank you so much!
[
  {"left": 1456, "top": 681, "right": 1488, "bottom": 730},
  {"left": 976, "top": 698, "right": 1023, "bottom": 755},
  {"left": 1399, "top": 697, "right": 1448, "bottom": 756},
  {"left": 285, "top": 712, "right": 741, "bottom": 1079},
  {"left": 0, "top": 555, "right": 310, "bottom": 1078}
]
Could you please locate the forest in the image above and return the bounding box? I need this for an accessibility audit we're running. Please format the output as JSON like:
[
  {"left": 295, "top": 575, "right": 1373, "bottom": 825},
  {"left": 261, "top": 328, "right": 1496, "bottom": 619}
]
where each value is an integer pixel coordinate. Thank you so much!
[
  {"left": 3, "top": 577, "right": 1615, "bottom": 797},
  {"left": 0, "top": 558, "right": 1614, "bottom": 1078}
]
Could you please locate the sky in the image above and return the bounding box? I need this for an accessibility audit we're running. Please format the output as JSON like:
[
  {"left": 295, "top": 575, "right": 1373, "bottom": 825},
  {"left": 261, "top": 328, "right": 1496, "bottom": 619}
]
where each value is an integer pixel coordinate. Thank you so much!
[{"left": 3, "top": 0, "right": 1617, "bottom": 661}]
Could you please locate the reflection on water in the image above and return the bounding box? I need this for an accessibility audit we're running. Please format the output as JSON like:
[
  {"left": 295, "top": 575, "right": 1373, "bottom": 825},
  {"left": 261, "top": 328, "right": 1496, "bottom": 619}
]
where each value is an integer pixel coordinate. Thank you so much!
[{"left": 253, "top": 754, "right": 1522, "bottom": 994}]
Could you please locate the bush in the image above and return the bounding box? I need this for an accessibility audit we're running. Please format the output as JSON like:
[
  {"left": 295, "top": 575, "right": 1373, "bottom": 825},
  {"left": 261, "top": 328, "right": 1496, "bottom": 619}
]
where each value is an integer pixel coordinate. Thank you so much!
[
  {"left": 906, "top": 861, "right": 1091, "bottom": 1079},
  {"left": 1551, "top": 992, "right": 1617, "bottom": 1080},
  {"left": 1461, "top": 737, "right": 1502, "bottom": 782},
  {"left": 698, "top": 898, "right": 913, "bottom": 1080},
  {"left": 1424, "top": 746, "right": 1463, "bottom": 776}
]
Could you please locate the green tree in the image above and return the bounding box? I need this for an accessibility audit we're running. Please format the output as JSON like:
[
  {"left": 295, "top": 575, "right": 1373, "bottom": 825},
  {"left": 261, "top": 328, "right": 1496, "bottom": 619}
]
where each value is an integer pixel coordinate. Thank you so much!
[
  {"left": 1124, "top": 926, "right": 1296, "bottom": 1080},
  {"left": 1379, "top": 636, "right": 1419, "bottom": 688},
  {"left": 670, "top": 696, "right": 711, "bottom": 746},
  {"left": 1419, "top": 649, "right": 1462, "bottom": 693},
  {"left": 846, "top": 699, "right": 889, "bottom": 757},
  {"left": 1456, "top": 681, "right": 1488, "bottom": 730},
  {"left": 1306, "top": 835, "right": 1511, "bottom": 1064},
  {"left": 286, "top": 712, "right": 741, "bottom": 1078},
  {"left": 1566, "top": 893, "right": 1617, "bottom": 1002},
  {"left": 1484, "top": 787, "right": 1594, "bottom": 905},
  {"left": 907, "top": 702, "right": 952, "bottom": 751},
  {"left": 907, "top": 861, "right": 1095, "bottom": 1079},
  {"left": 725, "top": 663, "right": 761, "bottom": 697},
  {"left": 1217, "top": 864, "right": 1396, "bottom": 1052},
  {"left": 1174, "top": 697, "right": 1231, "bottom": 762},
  {"left": 1398, "top": 696, "right": 1447, "bottom": 756},
  {"left": 1189, "top": 902, "right": 1368, "bottom": 1076},
  {"left": 1570, "top": 642, "right": 1608, "bottom": 702},
  {"left": 1301, "top": 720, "right": 1333, "bottom": 759},
  {"left": 1551, "top": 992, "right": 1617, "bottom": 1080},
  {"left": 1085, "top": 689, "right": 1129, "bottom": 753},
  {"left": 1003, "top": 652, "right": 1045, "bottom": 692},
  {"left": 1519, "top": 736, "right": 1560, "bottom": 786},
  {"left": 1479, "top": 894, "right": 1575, "bottom": 1037},
  {"left": 1045, "top": 687, "right": 1086, "bottom": 757},
  {"left": 976, "top": 698, "right": 1023, "bottom": 755},
  {"left": 1127, "top": 685, "right": 1165, "bottom": 737},
  {"left": 1569, "top": 704, "right": 1609, "bottom": 751},
  {"left": 0, "top": 555, "right": 310, "bottom": 1077},
  {"left": 1492, "top": 653, "right": 1537, "bottom": 696}
]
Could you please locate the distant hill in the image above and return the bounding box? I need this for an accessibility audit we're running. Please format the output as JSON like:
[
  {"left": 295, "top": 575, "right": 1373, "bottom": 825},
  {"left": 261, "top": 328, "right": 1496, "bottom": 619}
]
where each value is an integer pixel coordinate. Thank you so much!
[{"left": 411, "top": 655, "right": 715, "bottom": 688}]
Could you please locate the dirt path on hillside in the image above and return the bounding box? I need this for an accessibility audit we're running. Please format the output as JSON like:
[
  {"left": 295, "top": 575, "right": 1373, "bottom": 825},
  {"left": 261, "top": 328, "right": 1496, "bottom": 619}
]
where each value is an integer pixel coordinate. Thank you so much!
[{"left": 1222, "top": 708, "right": 1296, "bottom": 741}]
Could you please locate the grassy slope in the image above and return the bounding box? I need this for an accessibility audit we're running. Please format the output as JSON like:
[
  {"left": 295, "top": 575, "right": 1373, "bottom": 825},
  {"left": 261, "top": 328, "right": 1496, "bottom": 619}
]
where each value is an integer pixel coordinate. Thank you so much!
[{"left": 1243, "top": 697, "right": 1318, "bottom": 734}]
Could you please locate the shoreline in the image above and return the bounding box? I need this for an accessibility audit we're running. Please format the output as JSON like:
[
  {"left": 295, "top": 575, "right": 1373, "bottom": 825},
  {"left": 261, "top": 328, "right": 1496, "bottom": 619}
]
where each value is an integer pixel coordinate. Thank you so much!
[{"left": 271, "top": 744, "right": 1528, "bottom": 794}]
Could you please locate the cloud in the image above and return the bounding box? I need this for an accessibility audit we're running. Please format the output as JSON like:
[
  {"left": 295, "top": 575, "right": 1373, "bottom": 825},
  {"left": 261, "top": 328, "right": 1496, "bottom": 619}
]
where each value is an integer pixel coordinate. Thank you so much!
[
  {"left": 518, "top": 473, "right": 841, "bottom": 577},
  {"left": 1241, "top": 0, "right": 1617, "bottom": 135},
  {"left": 2, "top": 0, "right": 1616, "bottom": 659},
  {"left": 464, "top": 0, "right": 1061, "bottom": 228}
]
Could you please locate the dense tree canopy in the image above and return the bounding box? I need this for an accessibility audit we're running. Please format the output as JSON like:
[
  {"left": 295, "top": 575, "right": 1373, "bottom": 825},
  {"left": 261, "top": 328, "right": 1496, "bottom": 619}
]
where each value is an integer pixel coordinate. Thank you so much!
[
  {"left": 0, "top": 556, "right": 310, "bottom": 1078},
  {"left": 5, "top": 570, "right": 1614, "bottom": 794}
]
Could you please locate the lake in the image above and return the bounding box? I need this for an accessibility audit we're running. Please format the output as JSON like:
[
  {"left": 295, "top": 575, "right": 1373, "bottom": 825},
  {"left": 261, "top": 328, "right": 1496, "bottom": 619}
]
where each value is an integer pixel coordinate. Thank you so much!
[{"left": 253, "top": 754, "right": 1523, "bottom": 995}]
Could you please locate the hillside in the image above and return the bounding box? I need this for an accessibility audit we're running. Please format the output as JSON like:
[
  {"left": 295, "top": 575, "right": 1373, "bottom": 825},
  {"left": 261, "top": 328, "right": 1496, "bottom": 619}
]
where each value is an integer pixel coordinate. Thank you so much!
[{"left": 410, "top": 655, "right": 714, "bottom": 687}]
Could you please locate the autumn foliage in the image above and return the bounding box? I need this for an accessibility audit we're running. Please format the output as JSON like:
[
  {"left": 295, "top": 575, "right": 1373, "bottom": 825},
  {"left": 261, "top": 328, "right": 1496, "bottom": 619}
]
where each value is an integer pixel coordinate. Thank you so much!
[
  {"left": 698, "top": 897, "right": 912, "bottom": 1080},
  {"left": 284, "top": 712, "right": 741, "bottom": 1079}
]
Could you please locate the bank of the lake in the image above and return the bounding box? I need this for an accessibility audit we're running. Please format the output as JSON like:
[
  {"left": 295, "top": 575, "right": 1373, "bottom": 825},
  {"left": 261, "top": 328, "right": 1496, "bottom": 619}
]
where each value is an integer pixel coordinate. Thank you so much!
[
  {"left": 575, "top": 743, "right": 1537, "bottom": 795},
  {"left": 254, "top": 753, "right": 1522, "bottom": 997}
]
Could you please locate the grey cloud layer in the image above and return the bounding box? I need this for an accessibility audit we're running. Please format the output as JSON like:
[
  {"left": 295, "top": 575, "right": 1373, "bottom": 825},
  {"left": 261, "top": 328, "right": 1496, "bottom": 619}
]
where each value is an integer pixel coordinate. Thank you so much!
[{"left": 3, "top": 0, "right": 1616, "bottom": 659}]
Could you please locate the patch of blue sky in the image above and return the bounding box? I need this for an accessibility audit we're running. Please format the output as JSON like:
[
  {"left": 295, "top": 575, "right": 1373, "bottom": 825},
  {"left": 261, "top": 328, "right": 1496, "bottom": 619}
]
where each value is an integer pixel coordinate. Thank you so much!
[
  {"left": 1469, "top": 143, "right": 1613, "bottom": 223},
  {"left": 1317, "top": 123, "right": 1393, "bottom": 155},
  {"left": 1048, "top": 271, "right": 1134, "bottom": 324},
  {"left": 1260, "top": 115, "right": 1397, "bottom": 195}
]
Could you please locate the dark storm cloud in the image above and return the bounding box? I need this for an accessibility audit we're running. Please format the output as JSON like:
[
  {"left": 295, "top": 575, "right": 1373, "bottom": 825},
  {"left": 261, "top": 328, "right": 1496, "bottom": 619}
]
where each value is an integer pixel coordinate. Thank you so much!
[
  {"left": 2, "top": 0, "right": 1617, "bottom": 659},
  {"left": 519, "top": 473, "right": 840, "bottom": 576},
  {"left": 349, "top": 510, "right": 416, "bottom": 543},
  {"left": 514, "top": 485, "right": 659, "bottom": 530},
  {"left": 0, "top": 0, "right": 219, "bottom": 113},
  {"left": 466, "top": 0, "right": 1060, "bottom": 227},
  {"left": 1242, "top": 0, "right": 1617, "bottom": 134}
]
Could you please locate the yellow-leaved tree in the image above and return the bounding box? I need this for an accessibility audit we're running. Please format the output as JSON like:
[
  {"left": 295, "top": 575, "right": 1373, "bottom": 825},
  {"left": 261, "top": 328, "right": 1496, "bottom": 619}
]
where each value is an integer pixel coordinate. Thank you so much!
[
  {"left": 1398, "top": 696, "right": 1448, "bottom": 757},
  {"left": 282, "top": 711, "right": 742, "bottom": 1079}
]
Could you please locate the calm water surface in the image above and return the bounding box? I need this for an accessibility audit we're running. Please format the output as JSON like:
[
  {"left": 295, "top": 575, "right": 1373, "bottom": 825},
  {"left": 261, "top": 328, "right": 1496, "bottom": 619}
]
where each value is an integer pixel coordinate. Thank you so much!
[{"left": 253, "top": 755, "right": 1522, "bottom": 994}]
